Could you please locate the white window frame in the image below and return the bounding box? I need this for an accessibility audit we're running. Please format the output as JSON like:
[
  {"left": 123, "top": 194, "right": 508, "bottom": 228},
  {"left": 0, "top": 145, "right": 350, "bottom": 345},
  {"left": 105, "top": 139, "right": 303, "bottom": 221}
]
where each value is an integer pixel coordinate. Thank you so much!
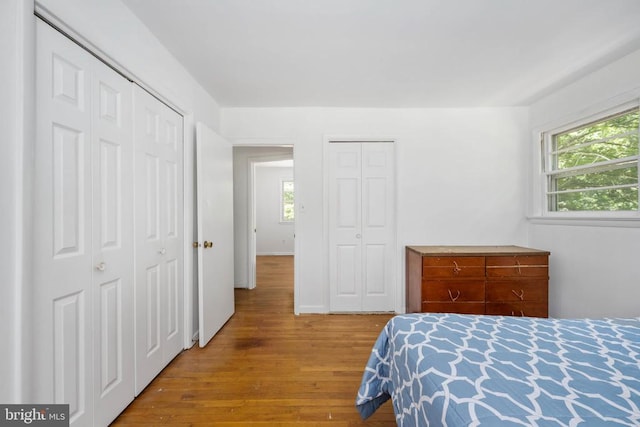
[
  {"left": 280, "top": 178, "right": 294, "bottom": 223},
  {"left": 533, "top": 99, "right": 640, "bottom": 224}
]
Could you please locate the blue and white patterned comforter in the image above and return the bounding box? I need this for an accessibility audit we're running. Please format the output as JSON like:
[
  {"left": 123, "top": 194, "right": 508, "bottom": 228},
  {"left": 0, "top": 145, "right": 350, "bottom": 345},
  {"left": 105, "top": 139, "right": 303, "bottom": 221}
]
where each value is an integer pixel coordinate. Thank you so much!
[{"left": 356, "top": 313, "right": 640, "bottom": 426}]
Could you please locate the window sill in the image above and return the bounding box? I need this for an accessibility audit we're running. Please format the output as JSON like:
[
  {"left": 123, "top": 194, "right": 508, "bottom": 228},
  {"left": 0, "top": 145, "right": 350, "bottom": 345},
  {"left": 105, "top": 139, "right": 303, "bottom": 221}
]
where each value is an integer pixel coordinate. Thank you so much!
[{"left": 527, "top": 215, "right": 640, "bottom": 228}]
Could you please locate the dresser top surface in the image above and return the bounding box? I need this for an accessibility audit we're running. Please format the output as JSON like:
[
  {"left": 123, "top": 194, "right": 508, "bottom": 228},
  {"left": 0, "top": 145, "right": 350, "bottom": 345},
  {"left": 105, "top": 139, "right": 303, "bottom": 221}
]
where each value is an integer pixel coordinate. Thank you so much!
[{"left": 406, "top": 245, "right": 550, "bottom": 256}]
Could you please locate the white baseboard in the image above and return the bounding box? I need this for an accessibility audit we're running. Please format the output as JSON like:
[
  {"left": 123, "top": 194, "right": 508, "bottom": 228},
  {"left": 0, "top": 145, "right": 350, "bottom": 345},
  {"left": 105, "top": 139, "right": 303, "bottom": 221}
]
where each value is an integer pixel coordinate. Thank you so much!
[
  {"left": 256, "top": 252, "right": 294, "bottom": 256},
  {"left": 296, "top": 305, "right": 328, "bottom": 314}
]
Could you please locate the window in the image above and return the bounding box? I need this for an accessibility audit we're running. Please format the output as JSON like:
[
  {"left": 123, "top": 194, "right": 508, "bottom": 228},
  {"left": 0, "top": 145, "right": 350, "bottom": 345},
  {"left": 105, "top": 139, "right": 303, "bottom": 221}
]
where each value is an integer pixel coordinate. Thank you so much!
[
  {"left": 541, "top": 105, "right": 639, "bottom": 215},
  {"left": 280, "top": 179, "right": 294, "bottom": 222}
]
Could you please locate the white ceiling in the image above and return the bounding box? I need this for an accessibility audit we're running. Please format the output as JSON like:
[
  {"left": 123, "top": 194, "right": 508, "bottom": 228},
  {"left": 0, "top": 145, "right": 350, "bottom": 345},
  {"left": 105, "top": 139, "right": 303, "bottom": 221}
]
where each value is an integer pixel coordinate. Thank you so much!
[{"left": 121, "top": 0, "right": 640, "bottom": 108}]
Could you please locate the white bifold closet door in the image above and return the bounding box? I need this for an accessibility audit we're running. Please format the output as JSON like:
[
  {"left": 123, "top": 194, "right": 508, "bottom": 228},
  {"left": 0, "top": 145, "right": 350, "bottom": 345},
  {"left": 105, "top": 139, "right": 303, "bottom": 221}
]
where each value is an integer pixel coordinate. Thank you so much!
[
  {"left": 34, "top": 20, "right": 135, "bottom": 426},
  {"left": 328, "top": 142, "right": 396, "bottom": 312},
  {"left": 133, "top": 84, "right": 184, "bottom": 395},
  {"left": 33, "top": 19, "right": 185, "bottom": 426}
]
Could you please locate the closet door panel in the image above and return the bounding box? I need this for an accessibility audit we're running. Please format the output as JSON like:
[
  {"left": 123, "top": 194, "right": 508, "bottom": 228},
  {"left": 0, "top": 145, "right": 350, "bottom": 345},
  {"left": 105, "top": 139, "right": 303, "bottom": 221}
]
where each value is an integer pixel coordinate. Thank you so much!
[
  {"left": 329, "top": 144, "right": 362, "bottom": 311},
  {"left": 52, "top": 124, "right": 87, "bottom": 256},
  {"left": 336, "top": 244, "right": 359, "bottom": 296},
  {"left": 364, "top": 244, "right": 386, "bottom": 294},
  {"left": 134, "top": 93, "right": 165, "bottom": 393},
  {"left": 35, "top": 21, "right": 93, "bottom": 426},
  {"left": 159, "top": 103, "right": 184, "bottom": 366},
  {"left": 53, "top": 292, "right": 86, "bottom": 419},
  {"left": 167, "top": 258, "right": 180, "bottom": 341},
  {"left": 164, "top": 158, "right": 180, "bottom": 350},
  {"left": 145, "top": 154, "right": 161, "bottom": 240},
  {"left": 92, "top": 56, "right": 135, "bottom": 426},
  {"left": 98, "top": 140, "right": 121, "bottom": 246},
  {"left": 166, "top": 160, "right": 178, "bottom": 238},
  {"left": 361, "top": 143, "right": 395, "bottom": 311},
  {"left": 134, "top": 85, "right": 183, "bottom": 393},
  {"left": 145, "top": 265, "right": 162, "bottom": 355},
  {"left": 98, "top": 278, "right": 121, "bottom": 387}
]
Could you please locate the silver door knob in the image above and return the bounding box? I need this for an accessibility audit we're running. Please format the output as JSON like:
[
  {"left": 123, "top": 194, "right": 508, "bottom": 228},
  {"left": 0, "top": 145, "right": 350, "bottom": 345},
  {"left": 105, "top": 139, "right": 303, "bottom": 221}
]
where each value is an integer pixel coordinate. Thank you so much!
[
  {"left": 158, "top": 248, "right": 166, "bottom": 255},
  {"left": 96, "top": 262, "right": 106, "bottom": 272},
  {"left": 355, "top": 234, "right": 361, "bottom": 239}
]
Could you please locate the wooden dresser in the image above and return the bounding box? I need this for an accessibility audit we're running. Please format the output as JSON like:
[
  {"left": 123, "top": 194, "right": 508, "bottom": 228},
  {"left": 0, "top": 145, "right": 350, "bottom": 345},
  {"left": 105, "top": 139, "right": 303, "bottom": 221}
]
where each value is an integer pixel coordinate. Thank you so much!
[{"left": 406, "top": 246, "right": 549, "bottom": 317}]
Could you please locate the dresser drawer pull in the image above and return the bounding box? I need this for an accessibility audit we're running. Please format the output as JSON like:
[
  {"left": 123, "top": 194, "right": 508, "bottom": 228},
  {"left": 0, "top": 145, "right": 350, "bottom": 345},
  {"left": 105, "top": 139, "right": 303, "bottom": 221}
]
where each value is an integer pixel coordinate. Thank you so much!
[
  {"left": 448, "top": 289, "right": 461, "bottom": 302},
  {"left": 516, "top": 260, "right": 522, "bottom": 275},
  {"left": 511, "top": 310, "right": 525, "bottom": 317},
  {"left": 452, "top": 261, "right": 461, "bottom": 275},
  {"left": 512, "top": 289, "right": 525, "bottom": 301}
]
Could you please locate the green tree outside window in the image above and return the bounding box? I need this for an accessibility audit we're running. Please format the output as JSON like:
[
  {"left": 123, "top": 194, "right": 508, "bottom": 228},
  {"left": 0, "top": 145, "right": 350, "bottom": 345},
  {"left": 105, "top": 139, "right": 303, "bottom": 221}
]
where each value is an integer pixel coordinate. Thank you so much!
[{"left": 546, "top": 108, "right": 639, "bottom": 212}]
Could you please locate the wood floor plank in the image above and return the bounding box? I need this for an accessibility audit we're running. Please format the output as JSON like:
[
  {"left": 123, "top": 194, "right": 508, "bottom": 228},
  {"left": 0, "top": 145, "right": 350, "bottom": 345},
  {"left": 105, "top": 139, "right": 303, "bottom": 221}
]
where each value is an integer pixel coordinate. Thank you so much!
[{"left": 112, "top": 255, "right": 396, "bottom": 426}]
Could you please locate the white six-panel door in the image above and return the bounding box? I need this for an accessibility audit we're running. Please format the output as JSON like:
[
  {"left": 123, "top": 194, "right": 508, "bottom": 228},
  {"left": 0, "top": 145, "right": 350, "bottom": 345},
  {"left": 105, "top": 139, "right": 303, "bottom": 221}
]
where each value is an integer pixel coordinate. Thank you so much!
[
  {"left": 133, "top": 84, "right": 184, "bottom": 395},
  {"left": 34, "top": 20, "right": 135, "bottom": 426},
  {"left": 196, "top": 122, "right": 235, "bottom": 348},
  {"left": 329, "top": 142, "right": 396, "bottom": 312},
  {"left": 90, "top": 40, "right": 135, "bottom": 427}
]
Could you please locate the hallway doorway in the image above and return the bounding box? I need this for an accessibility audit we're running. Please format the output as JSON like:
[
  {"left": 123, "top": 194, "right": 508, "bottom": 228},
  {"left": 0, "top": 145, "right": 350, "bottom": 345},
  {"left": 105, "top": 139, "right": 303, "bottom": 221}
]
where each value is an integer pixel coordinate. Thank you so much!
[{"left": 232, "top": 146, "right": 296, "bottom": 310}]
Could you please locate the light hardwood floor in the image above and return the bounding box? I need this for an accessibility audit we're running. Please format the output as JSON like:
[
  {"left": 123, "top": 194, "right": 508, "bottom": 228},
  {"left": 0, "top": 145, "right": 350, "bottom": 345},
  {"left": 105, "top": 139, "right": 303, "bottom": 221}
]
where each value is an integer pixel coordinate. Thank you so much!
[{"left": 112, "top": 255, "right": 396, "bottom": 426}]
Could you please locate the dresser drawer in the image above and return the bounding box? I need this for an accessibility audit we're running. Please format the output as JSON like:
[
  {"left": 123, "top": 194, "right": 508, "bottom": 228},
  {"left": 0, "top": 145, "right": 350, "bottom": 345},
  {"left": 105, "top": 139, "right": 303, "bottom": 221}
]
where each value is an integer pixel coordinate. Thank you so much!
[
  {"left": 485, "top": 279, "right": 548, "bottom": 302},
  {"left": 422, "top": 280, "right": 485, "bottom": 302},
  {"left": 423, "top": 256, "right": 485, "bottom": 278},
  {"left": 486, "top": 255, "right": 548, "bottom": 278},
  {"left": 485, "top": 302, "right": 548, "bottom": 318},
  {"left": 422, "top": 302, "right": 486, "bottom": 315}
]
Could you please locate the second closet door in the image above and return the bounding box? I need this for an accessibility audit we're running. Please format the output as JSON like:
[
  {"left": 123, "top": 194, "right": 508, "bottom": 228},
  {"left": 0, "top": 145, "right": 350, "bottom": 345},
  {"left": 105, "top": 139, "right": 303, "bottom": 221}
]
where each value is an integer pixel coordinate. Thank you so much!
[
  {"left": 133, "top": 85, "right": 184, "bottom": 394},
  {"left": 328, "top": 142, "right": 396, "bottom": 312}
]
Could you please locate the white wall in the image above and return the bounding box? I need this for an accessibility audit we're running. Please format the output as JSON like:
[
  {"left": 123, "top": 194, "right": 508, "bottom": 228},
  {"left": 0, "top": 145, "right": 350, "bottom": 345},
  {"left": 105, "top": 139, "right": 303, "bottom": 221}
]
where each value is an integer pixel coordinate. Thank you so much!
[
  {"left": 233, "top": 146, "right": 294, "bottom": 287},
  {"left": 223, "top": 107, "right": 531, "bottom": 313},
  {"left": 0, "top": 0, "right": 35, "bottom": 404},
  {"left": 528, "top": 48, "right": 640, "bottom": 319},
  {"left": 255, "top": 166, "right": 295, "bottom": 255}
]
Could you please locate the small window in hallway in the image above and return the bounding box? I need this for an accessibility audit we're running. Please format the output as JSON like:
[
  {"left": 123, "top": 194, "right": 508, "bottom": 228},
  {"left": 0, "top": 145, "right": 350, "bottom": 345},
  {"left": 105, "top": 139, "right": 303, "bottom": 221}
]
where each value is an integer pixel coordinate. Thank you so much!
[{"left": 281, "top": 179, "right": 294, "bottom": 222}]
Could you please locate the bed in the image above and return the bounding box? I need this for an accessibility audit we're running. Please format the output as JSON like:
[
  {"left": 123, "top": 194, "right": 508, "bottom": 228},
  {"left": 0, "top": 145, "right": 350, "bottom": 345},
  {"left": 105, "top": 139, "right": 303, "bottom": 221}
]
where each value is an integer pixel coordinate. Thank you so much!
[{"left": 356, "top": 313, "right": 640, "bottom": 426}]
